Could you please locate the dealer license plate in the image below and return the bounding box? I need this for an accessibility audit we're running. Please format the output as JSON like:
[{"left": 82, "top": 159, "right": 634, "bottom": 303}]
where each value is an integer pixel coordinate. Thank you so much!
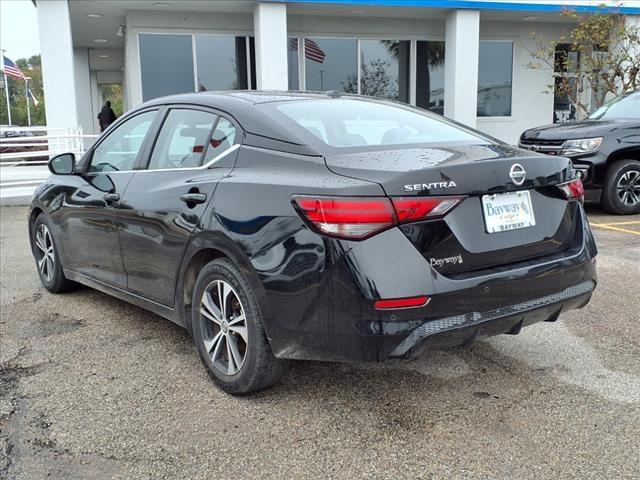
[{"left": 481, "top": 191, "right": 536, "bottom": 233}]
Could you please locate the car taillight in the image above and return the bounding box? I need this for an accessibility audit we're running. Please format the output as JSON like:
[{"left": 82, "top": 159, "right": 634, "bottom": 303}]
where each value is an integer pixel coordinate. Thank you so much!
[
  {"left": 292, "top": 195, "right": 464, "bottom": 240},
  {"left": 292, "top": 196, "right": 396, "bottom": 239},
  {"left": 391, "top": 197, "right": 464, "bottom": 223},
  {"left": 558, "top": 178, "right": 584, "bottom": 200}
]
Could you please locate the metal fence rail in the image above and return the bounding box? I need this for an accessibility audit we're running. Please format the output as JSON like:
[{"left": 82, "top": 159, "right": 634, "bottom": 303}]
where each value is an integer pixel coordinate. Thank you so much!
[{"left": 0, "top": 126, "right": 99, "bottom": 204}]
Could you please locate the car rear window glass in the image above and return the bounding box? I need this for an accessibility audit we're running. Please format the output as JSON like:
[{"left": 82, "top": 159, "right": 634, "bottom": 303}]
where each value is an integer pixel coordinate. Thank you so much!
[{"left": 274, "top": 99, "right": 487, "bottom": 148}]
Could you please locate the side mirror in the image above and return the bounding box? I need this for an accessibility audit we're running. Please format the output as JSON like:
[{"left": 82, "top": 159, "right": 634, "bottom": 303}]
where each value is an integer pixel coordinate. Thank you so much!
[{"left": 48, "top": 152, "right": 76, "bottom": 175}]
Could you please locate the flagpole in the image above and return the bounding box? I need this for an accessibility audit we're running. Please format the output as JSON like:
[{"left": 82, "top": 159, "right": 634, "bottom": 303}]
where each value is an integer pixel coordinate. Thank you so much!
[
  {"left": 1, "top": 50, "right": 12, "bottom": 125},
  {"left": 25, "top": 77, "right": 31, "bottom": 126}
]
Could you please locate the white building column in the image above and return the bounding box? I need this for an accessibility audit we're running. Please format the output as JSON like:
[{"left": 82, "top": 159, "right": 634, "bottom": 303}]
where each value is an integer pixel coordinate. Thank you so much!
[
  {"left": 253, "top": 2, "right": 288, "bottom": 90},
  {"left": 36, "top": 0, "right": 79, "bottom": 130},
  {"left": 90, "top": 71, "right": 101, "bottom": 127},
  {"left": 444, "top": 9, "right": 480, "bottom": 128},
  {"left": 73, "top": 48, "right": 96, "bottom": 135}
]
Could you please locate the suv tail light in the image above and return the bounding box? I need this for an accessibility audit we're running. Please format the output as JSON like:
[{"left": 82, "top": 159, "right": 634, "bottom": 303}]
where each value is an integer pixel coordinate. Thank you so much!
[
  {"left": 292, "top": 196, "right": 464, "bottom": 240},
  {"left": 558, "top": 178, "right": 584, "bottom": 200}
]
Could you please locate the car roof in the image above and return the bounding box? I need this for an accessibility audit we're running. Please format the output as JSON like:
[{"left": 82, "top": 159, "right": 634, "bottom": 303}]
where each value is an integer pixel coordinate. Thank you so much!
[
  {"left": 144, "top": 90, "right": 347, "bottom": 106},
  {"left": 137, "top": 91, "right": 366, "bottom": 155}
]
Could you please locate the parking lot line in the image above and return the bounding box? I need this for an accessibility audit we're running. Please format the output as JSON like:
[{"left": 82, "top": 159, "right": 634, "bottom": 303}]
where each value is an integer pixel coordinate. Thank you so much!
[
  {"left": 593, "top": 221, "right": 640, "bottom": 227},
  {"left": 589, "top": 222, "right": 640, "bottom": 236}
]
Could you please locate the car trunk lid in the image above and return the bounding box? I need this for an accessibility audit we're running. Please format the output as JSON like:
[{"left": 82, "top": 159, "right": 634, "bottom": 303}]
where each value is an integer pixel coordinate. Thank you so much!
[{"left": 324, "top": 143, "right": 581, "bottom": 276}]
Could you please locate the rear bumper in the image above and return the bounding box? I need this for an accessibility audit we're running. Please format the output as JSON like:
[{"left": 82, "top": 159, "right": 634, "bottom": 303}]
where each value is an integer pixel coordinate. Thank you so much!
[
  {"left": 389, "top": 280, "right": 594, "bottom": 359},
  {"left": 266, "top": 251, "right": 596, "bottom": 363},
  {"left": 262, "top": 204, "right": 598, "bottom": 363}
]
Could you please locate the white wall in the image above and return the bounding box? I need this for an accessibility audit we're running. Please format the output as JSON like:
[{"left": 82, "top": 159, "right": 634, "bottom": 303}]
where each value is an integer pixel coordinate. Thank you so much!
[
  {"left": 96, "top": 71, "right": 124, "bottom": 85},
  {"left": 444, "top": 10, "right": 480, "bottom": 128},
  {"left": 287, "top": 14, "right": 444, "bottom": 37},
  {"left": 477, "top": 20, "right": 572, "bottom": 144},
  {"left": 90, "top": 71, "right": 101, "bottom": 130},
  {"left": 73, "top": 48, "right": 95, "bottom": 135},
  {"left": 254, "top": 3, "right": 288, "bottom": 90},
  {"left": 36, "top": 0, "right": 78, "bottom": 130}
]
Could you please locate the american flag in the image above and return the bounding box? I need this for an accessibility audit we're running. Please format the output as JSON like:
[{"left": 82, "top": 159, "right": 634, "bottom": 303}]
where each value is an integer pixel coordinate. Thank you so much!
[
  {"left": 2, "top": 55, "right": 26, "bottom": 81},
  {"left": 289, "top": 38, "right": 326, "bottom": 64}
]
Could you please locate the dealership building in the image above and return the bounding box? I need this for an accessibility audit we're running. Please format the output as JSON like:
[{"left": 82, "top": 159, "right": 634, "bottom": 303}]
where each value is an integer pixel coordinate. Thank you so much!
[{"left": 35, "top": 0, "right": 640, "bottom": 144}]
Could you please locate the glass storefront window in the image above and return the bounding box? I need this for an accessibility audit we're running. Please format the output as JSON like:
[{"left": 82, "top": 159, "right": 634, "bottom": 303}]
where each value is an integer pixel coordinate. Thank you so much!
[
  {"left": 477, "top": 41, "right": 513, "bottom": 117},
  {"left": 416, "top": 41, "right": 445, "bottom": 113},
  {"left": 139, "top": 33, "right": 454, "bottom": 112},
  {"left": 195, "top": 36, "right": 250, "bottom": 91},
  {"left": 288, "top": 38, "right": 299, "bottom": 90},
  {"left": 359, "top": 40, "right": 410, "bottom": 103},
  {"left": 139, "top": 34, "right": 194, "bottom": 102},
  {"left": 305, "top": 38, "right": 357, "bottom": 92},
  {"left": 553, "top": 43, "right": 579, "bottom": 123}
]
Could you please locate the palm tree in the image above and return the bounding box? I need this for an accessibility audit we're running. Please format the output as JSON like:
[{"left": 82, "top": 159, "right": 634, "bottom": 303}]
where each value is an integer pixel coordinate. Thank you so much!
[{"left": 381, "top": 40, "right": 445, "bottom": 109}]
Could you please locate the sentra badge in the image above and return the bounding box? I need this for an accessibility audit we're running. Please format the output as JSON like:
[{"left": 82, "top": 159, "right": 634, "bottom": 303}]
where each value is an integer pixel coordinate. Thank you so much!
[{"left": 404, "top": 181, "right": 457, "bottom": 192}]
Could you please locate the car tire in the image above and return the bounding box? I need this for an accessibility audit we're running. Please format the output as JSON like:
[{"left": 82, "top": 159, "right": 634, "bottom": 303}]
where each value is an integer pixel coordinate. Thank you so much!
[
  {"left": 32, "top": 214, "right": 76, "bottom": 293},
  {"left": 600, "top": 159, "right": 640, "bottom": 215},
  {"left": 191, "top": 258, "right": 289, "bottom": 394}
]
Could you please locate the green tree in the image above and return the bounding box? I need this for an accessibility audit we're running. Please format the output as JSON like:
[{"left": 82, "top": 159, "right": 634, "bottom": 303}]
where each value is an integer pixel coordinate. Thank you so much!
[
  {"left": 101, "top": 84, "right": 123, "bottom": 117},
  {"left": 342, "top": 59, "right": 399, "bottom": 98},
  {"left": 527, "top": 9, "right": 639, "bottom": 118},
  {"left": 382, "top": 40, "right": 445, "bottom": 108},
  {"left": 0, "top": 54, "right": 46, "bottom": 126}
]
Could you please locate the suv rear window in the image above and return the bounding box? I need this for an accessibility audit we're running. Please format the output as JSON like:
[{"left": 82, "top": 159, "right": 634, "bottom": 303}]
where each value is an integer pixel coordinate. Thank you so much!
[{"left": 274, "top": 99, "right": 487, "bottom": 148}]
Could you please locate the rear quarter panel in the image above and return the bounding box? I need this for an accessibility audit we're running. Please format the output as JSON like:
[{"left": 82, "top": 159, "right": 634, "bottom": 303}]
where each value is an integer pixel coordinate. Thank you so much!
[{"left": 182, "top": 145, "right": 385, "bottom": 340}]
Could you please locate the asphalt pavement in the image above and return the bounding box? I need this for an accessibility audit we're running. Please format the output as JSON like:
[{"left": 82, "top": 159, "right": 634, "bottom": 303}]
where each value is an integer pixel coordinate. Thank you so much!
[{"left": 1, "top": 205, "right": 639, "bottom": 480}]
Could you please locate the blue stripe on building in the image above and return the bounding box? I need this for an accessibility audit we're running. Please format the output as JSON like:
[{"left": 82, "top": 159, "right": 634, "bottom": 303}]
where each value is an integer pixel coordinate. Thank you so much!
[{"left": 272, "top": 0, "right": 640, "bottom": 15}]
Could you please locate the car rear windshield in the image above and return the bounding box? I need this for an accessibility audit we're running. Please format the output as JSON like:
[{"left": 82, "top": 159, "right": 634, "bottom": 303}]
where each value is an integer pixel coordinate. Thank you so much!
[
  {"left": 589, "top": 92, "right": 640, "bottom": 120},
  {"left": 273, "top": 99, "right": 489, "bottom": 148}
]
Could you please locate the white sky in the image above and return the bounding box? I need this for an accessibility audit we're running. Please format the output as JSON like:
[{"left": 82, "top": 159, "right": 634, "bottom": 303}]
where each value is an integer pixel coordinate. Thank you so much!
[{"left": 0, "top": 0, "right": 40, "bottom": 61}]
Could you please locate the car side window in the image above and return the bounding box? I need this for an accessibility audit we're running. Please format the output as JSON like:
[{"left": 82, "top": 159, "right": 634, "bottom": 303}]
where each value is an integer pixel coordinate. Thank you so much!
[
  {"left": 89, "top": 111, "right": 157, "bottom": 172},
  {"left": 203, "top": 117, "right": 238, "bottom": 164},
  {"left": 148, "top": 109, "right": 218, "bottom": 170}
]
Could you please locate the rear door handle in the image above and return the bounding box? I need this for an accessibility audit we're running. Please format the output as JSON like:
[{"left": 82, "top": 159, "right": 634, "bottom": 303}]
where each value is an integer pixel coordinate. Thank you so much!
[
  {"left": 180, "top": 193, "right": 207, "bottom": 205},
  {"left": 103, "top": 193, "right": 120, "bottom": 203}
]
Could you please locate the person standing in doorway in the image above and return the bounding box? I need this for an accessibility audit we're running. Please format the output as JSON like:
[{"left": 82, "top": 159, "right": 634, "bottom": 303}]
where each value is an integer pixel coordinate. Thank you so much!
[{"left": 97, "top": 101, "right": 117, "bottom": 132}]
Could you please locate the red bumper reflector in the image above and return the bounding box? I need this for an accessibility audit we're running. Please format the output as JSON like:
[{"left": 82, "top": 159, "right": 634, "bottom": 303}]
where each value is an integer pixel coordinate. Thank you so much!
[{"left": 374, "top": 296, "right": 430, "bottom": 310}]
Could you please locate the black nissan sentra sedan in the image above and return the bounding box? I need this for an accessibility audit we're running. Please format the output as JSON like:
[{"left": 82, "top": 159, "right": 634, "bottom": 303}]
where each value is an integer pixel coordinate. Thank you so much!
[{"left": 29, "top": 92, "right": 597, "bottom": 394}]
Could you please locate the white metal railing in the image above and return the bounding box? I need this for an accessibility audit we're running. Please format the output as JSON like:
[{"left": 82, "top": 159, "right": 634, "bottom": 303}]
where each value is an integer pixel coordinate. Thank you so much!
[
  {"left": 0, "top": 126, "right": 100, "bottom": 204},
  {"left": 0, "top": 126, "right": 99, "bottom": 166}
]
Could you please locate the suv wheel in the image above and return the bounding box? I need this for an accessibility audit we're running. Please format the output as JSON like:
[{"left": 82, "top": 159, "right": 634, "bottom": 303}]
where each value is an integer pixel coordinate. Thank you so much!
[
  {"left": 601, "top": 159, "right": 640, "bottom": 215},
  {"left": 32, "top": 215, "right": 75, "bottom": 293},
  {"left": 191, "top": 258, "right": 288, "bottom": 394}
]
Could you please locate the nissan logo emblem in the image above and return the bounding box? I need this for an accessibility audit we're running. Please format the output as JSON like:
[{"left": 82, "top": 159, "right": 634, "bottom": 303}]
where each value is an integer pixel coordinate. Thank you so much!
[{"left": 509, "top": 163, "right": 527, "bottom": 186}]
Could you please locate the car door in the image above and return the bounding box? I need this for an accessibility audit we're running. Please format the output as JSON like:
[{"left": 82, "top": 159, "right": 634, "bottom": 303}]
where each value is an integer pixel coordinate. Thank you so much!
[
  {"left": 58, "top": 109, "right": 160, "bottom": 287},
  {"left": 118, "top": 107, "right": 240, "bottom": 306}
]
